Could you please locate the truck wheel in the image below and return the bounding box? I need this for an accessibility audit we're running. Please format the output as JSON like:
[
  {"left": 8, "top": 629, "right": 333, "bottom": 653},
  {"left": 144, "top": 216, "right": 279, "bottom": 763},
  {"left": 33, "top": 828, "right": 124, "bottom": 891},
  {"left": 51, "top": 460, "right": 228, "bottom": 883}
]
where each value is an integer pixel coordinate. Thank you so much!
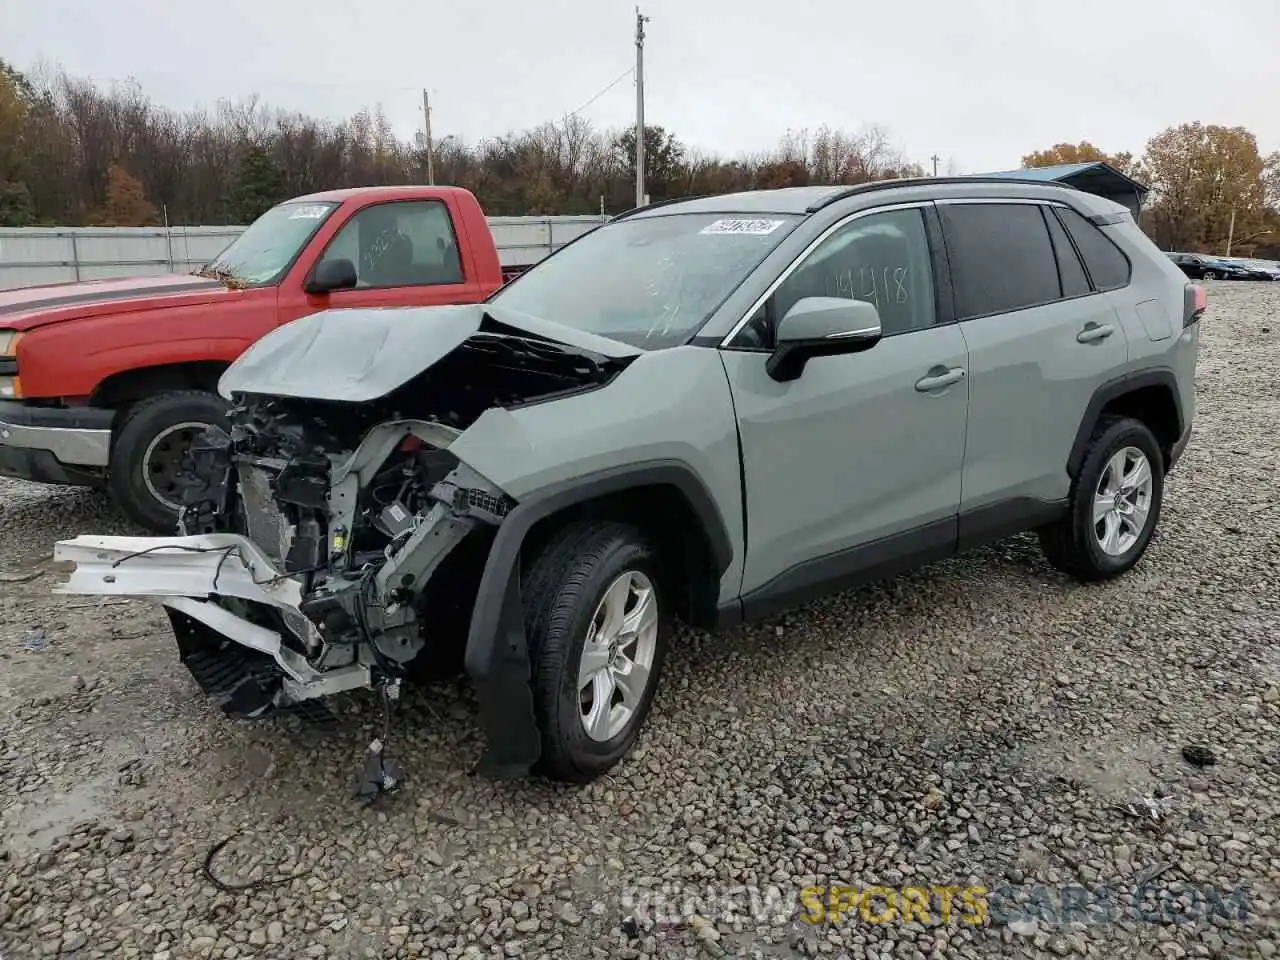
[
  {"left": 522, "top": 520, "right": 670, "bottom": 783},
  {"left": 109, "top": 390, "right": 230, "bottom": 532},
  {"left": 1039, "top": 416, "right": 1164, "bottom": 581}
]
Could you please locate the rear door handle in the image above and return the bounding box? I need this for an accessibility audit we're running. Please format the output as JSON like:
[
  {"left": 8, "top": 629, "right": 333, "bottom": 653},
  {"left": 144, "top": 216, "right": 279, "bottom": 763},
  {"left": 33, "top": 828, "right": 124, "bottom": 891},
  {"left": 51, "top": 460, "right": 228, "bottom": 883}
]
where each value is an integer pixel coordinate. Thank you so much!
[
  {"left": 915, "top": 366, "right": 966, "bottom": 392},
  {"left": 1077, "top": 322, "right": 1115, "bottom": 343}
]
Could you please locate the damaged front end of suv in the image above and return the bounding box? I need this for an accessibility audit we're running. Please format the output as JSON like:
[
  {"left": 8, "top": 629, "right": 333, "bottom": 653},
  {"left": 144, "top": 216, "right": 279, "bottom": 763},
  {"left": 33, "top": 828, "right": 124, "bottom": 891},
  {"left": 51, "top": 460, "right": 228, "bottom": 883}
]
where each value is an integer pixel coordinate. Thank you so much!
[{"left": 54, "top": 304, "right": 641, "bottom": 792}]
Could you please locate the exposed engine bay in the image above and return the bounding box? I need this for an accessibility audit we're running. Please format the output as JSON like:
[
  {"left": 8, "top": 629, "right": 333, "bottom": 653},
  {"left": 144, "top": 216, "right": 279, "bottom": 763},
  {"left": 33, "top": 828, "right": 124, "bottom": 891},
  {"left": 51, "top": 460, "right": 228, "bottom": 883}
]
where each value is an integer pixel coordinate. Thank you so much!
[{"left": 54, "top": 309, "right": 636, "bottom": 795}]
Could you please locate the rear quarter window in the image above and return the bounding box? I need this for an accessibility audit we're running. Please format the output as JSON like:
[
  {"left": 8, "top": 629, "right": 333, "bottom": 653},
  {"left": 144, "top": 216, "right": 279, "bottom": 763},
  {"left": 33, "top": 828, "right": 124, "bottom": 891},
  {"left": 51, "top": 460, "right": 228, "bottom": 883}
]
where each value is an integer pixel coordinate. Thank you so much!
[
  {"left": 1055, "top": 207, "right": 1132, "bottom": 291},
  {"left": 1044, "top": 207, "right": 1091, "bottom": 298}
]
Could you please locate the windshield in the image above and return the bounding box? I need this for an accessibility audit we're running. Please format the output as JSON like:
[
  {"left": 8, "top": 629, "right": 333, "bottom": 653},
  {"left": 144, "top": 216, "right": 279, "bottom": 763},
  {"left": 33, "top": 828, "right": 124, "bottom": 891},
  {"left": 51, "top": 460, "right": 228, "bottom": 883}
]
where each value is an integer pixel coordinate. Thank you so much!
[
  {"left": 489, "top": 212, "right": 802, "bottom": 348},
  {"left": 200, "top": 201, "right": 339, "bottom": 286}
]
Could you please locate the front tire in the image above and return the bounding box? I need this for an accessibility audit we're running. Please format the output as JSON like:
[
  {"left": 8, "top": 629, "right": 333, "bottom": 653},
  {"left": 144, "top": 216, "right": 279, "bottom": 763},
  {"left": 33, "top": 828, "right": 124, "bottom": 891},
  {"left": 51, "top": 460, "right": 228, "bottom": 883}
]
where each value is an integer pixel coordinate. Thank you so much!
[
  {"left": 522, "top": 520, "right": 670, "bottom": 783},
  {"left": 1039, "top": 416, "right": 1164, "bottom": 581},
  {"left": 109, "top": 390, "right": 230, "bottom": 532}
]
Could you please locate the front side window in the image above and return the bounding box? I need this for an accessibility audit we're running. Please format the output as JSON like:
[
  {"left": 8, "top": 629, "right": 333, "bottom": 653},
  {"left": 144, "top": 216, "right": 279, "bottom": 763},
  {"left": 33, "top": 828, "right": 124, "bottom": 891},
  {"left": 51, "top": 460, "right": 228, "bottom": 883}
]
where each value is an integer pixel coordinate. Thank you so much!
[
  {"left": 314, "top": 200, "right": 464, "bottom": 289},
  {"left": 940, "top": 203, "right": 1059, "bottom": 319},
  {"left": 489, "top": 213, "right": 801, "bottom": 349},
  {"left": 733, "top": 208, "right": 936, "bottom": 349},
  {"left": 202, "top": 200, "right": 338, "bottom": 286}
]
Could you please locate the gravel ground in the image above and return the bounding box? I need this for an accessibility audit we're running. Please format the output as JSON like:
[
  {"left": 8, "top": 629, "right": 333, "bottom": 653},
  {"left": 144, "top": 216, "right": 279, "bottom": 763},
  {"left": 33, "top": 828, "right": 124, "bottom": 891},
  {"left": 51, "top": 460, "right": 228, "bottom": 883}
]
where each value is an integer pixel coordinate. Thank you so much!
[{"left": 1, "top": 281, "right": 1278, "bottom": 960}]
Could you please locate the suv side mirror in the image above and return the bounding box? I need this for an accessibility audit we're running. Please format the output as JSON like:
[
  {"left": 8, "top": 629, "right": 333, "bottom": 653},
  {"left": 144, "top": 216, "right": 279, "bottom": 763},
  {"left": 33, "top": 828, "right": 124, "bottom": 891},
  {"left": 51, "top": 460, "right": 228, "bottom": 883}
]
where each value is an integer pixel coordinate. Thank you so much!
[
  {"left": 305, "top": 258, "right": 358, "bottom": 295},
  {"left": 766, "top": 297, "right": 882, "bottom": 382}
]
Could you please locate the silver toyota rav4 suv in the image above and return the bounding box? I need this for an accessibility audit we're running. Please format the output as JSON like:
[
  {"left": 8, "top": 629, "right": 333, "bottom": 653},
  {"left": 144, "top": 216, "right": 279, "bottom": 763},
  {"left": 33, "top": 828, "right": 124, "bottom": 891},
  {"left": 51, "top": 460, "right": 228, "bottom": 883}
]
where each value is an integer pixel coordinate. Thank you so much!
[{"left": 56, "top": 178, "right": 1202, "bottom": 788}]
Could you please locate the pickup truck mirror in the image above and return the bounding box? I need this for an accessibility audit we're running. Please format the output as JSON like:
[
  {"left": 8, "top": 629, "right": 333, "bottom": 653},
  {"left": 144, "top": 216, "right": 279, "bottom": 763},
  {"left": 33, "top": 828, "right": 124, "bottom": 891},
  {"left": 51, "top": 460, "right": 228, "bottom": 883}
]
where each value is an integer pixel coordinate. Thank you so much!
[
  {"left": 766, "top": 296, "right": 882, "bottom": 382},
  {"left": 305, "top": 258, "right": 359, "bottom": 295}
]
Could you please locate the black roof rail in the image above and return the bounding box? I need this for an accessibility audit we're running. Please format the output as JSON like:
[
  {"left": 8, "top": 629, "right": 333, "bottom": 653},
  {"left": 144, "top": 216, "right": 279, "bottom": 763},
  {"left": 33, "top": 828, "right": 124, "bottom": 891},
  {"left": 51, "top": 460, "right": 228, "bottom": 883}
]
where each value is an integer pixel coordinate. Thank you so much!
[
  {"left": 607, "top": 177, "right": 1080, "bottom": 221},
  {"left": 803, "top": 176, "right": 1080, "bottom": 212},
  {"left": 609, "top": 194, "right": 713, "bottom": 222}
]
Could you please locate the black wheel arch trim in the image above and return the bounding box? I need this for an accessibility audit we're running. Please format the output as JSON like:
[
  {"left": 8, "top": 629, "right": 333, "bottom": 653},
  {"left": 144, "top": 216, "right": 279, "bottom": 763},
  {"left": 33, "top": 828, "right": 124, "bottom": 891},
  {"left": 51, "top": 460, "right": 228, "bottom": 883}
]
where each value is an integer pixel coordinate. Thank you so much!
[
  {"left": 1067, "top": 368, "right": 1183, "bottom": 478},
  {"left": 463, "top": 459, "right": 734, "bottom": 779}
]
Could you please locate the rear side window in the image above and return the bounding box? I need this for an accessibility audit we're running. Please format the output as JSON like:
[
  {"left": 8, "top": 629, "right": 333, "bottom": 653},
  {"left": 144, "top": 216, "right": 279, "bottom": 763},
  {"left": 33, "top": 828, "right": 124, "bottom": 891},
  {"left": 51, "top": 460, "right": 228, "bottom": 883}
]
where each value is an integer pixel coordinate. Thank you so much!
[
  {"left": 939, "top": 203, "right": 1059, "bottom": 319},
  {"left": 1044, "top": 208, "right": 1091, "bottom": 298},
  {"left": 1055, "top": 207, "right": 1131, "bottom": 291}
]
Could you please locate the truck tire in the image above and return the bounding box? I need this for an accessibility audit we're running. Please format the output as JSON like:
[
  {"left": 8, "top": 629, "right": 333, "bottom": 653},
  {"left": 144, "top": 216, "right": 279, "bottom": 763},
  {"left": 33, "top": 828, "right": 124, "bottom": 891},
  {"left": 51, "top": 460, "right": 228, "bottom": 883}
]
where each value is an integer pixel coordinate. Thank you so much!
[
  {"left": 1039, "top": 415, "right": 1164, "bottom": 581},
  {"left": 522, "top": 520, "right": 671, "bottom": 783},
  {"left": 109, "top": 390, "right": 230, "bottom": 533}
]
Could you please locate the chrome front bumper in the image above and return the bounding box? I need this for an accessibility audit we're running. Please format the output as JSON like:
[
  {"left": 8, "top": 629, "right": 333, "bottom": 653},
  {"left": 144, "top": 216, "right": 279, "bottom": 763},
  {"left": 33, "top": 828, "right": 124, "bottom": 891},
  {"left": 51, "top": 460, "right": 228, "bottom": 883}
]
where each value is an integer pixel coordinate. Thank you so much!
[
  {"left": 0, "top": 400, "right": 112, "bottom": 467},
  {"left": 53, "top": 533, "right": 372, "bottom": 701}
]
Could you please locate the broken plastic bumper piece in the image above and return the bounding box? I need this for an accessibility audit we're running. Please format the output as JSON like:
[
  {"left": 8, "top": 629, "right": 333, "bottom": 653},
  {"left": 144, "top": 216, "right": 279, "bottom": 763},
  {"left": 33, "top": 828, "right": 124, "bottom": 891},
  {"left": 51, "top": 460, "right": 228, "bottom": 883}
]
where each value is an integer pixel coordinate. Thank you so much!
[{"left": 52, "top": 533, "right": 371, "bottom": 702}]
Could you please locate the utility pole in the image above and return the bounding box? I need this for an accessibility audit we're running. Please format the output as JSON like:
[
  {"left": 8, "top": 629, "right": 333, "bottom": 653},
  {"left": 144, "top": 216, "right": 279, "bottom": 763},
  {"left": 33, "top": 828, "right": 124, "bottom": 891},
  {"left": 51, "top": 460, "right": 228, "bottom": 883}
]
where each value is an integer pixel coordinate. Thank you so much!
[
  {"left": 423, "top": 89, "right": 435, "bottom": 186},
  {"left": 930, "top": 154, "right": 940, "bottom": 177},
  {"left": 1225, "top": 205, "right": 1236, "bottom": 257},
  {"left": 634, "top": 7, "right": 650, "bottom": 209}
]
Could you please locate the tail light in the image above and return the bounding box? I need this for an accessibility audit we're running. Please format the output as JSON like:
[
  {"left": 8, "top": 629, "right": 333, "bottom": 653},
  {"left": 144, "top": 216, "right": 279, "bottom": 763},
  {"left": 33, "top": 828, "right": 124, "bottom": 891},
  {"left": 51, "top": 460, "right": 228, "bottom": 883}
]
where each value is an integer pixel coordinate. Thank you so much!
[{"left": 1184, "top": 283, "right": 1207, "bottom": 327}]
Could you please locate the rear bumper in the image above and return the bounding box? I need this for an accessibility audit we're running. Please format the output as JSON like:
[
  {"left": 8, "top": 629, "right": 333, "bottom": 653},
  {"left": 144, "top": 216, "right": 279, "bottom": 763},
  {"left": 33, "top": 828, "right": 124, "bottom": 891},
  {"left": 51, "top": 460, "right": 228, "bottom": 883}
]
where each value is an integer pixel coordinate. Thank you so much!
[{"left": 0, "top": 400, "right": 113, "bottom": 485}]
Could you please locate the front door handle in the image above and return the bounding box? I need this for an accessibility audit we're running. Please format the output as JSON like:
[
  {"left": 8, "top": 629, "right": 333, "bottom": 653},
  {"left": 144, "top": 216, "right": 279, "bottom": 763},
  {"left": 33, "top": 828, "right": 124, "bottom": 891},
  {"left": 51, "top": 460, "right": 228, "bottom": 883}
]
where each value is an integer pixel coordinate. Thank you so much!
[
  {"left": 915, "top": 366, "right": 966, "bottom": 392},
  {"left": 1077, "top": 322, "right": 1115, "bottom": 343}
]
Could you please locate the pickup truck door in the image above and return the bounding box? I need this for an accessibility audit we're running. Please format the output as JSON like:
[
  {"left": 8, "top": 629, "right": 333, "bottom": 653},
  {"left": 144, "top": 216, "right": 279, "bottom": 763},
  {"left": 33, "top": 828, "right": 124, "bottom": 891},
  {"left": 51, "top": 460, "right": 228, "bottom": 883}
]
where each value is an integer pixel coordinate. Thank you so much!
[
  {"left": 276, "top": 198, "right": 491, "bottom": 324},
  {"left": 718, "top": 204, "right": 969, "bottom": 617}
]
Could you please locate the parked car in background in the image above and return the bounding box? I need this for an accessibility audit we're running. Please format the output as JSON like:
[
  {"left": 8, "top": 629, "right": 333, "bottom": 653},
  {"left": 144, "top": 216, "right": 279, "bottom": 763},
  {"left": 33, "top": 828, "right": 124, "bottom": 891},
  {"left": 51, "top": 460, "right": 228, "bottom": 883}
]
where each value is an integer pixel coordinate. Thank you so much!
[
  {"left": 0, "top": 186, "right": 539, "bottom": 531},
  {"left": 1166, "top": 252, "right": 1252, "bottom": 280},
  {"left": 55, "top": 178, "right": 1203, "bottom": 785},
  {"left": 1228, "top": 258, "right": 1280, "bottom": 280}
]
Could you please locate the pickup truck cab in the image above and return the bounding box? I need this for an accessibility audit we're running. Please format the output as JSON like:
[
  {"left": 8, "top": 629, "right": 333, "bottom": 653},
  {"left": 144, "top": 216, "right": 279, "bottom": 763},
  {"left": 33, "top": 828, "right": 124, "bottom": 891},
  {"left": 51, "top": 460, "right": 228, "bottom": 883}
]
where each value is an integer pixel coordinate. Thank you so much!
[{"left": 0, "top": 185, "right": 506, "bottom": 530}]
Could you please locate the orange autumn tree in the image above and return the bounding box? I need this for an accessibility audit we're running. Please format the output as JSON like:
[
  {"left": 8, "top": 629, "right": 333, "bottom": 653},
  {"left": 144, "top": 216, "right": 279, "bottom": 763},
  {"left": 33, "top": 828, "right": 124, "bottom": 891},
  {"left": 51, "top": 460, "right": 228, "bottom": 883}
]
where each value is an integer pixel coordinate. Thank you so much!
[
  {"left": 1021, "top": 141, "right": 1135, "bottom": 175},
  {"left": 92, "top": 164, "right": 158, "bottom": 226}
]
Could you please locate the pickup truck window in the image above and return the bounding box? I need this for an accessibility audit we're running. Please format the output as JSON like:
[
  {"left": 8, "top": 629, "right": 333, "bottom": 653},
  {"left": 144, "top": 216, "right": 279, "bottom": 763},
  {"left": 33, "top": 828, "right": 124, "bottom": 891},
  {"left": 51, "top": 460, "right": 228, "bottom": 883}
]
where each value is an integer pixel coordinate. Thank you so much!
[
  {"left": 313, "top": 200, "right": 464, "bottom": 289},
  {"left": 489, "top": 212, "right": 801, "bottom": 349},
  {"left": 202, "top": 200, "right": 338, "bottom": 286}
]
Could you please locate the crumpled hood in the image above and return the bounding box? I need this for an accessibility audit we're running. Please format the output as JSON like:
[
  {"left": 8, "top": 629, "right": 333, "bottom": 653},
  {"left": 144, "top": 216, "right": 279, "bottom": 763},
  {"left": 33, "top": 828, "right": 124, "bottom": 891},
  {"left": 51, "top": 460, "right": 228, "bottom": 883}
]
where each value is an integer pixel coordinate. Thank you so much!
[{"left": 217, "top": 303, "right": 643, "bottom": 403}]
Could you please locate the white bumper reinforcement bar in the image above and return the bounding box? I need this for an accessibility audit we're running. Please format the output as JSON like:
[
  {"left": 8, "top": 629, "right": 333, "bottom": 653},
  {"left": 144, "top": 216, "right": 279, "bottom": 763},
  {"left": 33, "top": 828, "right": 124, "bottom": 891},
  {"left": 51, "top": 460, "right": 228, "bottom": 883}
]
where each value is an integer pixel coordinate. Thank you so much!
[{"left": 53, "top": 534, "right": 370, "bottom": 701}]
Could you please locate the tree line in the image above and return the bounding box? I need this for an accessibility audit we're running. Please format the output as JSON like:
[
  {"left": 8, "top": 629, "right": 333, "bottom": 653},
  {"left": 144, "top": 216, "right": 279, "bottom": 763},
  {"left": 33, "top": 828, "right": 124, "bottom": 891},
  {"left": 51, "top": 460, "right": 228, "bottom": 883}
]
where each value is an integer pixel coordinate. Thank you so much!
[
  {"left": 0, "top": 59, "right": 925, "bottom": 226},
  {"left": 2, "top": 59, "right": 1278, "bottom": 258}
]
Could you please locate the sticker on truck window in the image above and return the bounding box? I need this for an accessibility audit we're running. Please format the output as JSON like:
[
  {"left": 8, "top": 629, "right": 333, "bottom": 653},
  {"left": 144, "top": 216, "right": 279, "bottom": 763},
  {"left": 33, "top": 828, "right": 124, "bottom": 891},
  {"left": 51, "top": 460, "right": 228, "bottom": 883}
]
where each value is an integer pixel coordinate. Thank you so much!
[
  {"left": 699, "top": 218, "right": 786, "bottom": 236},
  {"left": 288, "top": 205, "right": 330, "bottom": 220}
]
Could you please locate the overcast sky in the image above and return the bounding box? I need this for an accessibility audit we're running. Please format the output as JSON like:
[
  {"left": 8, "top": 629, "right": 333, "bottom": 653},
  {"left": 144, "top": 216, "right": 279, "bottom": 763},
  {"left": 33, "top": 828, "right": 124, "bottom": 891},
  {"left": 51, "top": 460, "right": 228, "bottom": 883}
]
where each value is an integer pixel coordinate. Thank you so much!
[{"left": 3, "top": 0, "right": 1277, "bottom": 174}]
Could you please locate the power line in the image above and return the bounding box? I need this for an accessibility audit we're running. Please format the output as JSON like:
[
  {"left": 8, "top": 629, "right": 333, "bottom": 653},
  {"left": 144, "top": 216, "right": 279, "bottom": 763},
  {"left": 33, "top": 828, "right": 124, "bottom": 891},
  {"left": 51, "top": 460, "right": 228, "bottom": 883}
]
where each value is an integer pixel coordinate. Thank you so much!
[
  {"left": 562, "top": 66, "right": 635, "bottom": 121},
  {"left": 437, "top": 65, "right": 637, "bottom": 148}
]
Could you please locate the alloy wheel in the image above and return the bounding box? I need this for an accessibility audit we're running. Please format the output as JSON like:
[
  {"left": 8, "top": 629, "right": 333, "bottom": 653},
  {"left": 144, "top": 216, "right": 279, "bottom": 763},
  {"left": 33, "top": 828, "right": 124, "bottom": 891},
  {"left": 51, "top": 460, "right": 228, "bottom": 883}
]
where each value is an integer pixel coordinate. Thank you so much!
[
  {"left": 577, "top": 569, "right": 660, "bottom": 742},
  {"left": 1093, "top": 446, "right": 1154, "bottom": 556}
]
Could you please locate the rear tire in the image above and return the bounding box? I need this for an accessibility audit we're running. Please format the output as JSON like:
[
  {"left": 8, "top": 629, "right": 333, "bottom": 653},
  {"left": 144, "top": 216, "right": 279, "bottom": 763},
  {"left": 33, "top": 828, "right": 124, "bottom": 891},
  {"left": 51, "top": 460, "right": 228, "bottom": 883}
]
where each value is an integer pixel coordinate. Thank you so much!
[
  {"left": 1039, "top": 416, "right": 1164, "bottom": 581},
  {"left": 522, "top": 520, "right": 670, "bottom": 783},
  {"left": 109, "top": 390, "right": 230, "bottom": 532}
]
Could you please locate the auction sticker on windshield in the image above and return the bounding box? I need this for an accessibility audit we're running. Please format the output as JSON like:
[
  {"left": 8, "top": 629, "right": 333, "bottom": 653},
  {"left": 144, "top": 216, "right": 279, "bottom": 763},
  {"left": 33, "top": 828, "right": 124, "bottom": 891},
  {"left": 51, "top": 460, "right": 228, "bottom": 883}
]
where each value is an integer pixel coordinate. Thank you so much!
[
  {"left": 288, "top": 205, "right": 331, "bottom": 220},
  {"left": 699, "top": 218, "right": 787, "bottom": 236}
]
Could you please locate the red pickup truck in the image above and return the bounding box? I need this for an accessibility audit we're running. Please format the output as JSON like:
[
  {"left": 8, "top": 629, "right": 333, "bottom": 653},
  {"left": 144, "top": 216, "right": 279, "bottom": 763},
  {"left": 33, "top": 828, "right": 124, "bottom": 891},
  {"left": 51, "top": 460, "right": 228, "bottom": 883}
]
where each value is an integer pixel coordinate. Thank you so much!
[{"left": 0, "top": 185, "right": 512, "bottom": 530}]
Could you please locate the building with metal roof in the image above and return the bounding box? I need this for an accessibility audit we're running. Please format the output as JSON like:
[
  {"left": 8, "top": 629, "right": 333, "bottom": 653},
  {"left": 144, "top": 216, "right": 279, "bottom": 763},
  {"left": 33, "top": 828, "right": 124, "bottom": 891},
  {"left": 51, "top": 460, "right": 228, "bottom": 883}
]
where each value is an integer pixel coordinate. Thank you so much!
[{"left": 979, "top": 162, "right": 1149, "bottom": 219}]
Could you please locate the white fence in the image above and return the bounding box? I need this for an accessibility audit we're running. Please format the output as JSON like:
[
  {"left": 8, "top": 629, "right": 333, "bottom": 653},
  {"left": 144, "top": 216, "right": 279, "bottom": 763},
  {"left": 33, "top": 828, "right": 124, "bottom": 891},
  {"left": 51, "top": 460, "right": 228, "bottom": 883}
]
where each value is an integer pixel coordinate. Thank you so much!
[{"left": 0, "top": 216, "right": 608, "bottom": 289}]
